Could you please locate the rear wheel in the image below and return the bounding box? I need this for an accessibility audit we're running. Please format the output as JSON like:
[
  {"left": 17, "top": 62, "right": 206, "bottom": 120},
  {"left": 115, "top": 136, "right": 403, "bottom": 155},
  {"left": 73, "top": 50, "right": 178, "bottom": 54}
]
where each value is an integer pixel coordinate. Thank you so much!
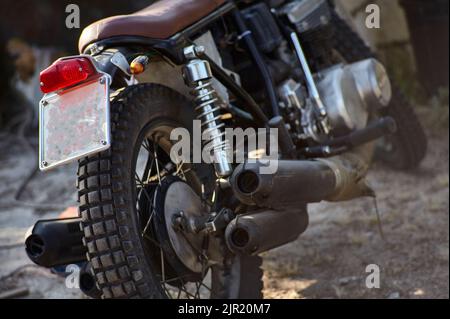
[
  {"left": 331, "top": 10, "right": 427, "bottom": 170},
  {"left": 77, "top": 84, "right": 263, "bottom": 298}
]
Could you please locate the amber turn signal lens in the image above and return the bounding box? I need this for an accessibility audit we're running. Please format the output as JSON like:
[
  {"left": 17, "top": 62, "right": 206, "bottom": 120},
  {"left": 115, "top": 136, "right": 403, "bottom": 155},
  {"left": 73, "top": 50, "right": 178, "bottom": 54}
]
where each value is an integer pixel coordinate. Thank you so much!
[
  {"left": 130, "top": 62, "right": 144, "bottom": 74},
  {"left": 130, "top": 56, "right": 149, "bottom": 75},
  {"left": 221, "top": 113, "right": 233, "bottom": 120}
]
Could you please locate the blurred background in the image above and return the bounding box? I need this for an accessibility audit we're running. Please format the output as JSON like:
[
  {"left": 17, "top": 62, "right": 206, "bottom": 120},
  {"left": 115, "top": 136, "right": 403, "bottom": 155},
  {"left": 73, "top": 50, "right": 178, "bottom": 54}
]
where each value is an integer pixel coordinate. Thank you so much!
[{"left": 0, "top": 0, "right": 448, "bottom": 299}]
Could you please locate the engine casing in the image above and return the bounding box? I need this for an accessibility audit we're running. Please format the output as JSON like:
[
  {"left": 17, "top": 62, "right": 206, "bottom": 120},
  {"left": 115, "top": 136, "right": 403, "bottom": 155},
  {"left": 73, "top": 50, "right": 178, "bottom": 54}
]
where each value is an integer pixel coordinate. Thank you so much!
[
  {"left": 318, "top": 58, "right": 391, "bottom": 136},
  {"left": 300, "top": 58, "right": 392, "bottom": 140}
]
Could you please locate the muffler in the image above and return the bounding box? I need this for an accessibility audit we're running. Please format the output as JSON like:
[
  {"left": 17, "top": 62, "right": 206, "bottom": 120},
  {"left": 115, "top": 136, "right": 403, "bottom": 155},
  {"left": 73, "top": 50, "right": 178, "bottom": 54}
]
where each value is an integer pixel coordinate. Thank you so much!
[
  {"left": 225, "top": 209, "right": 308, "bottom": 255},
  {"left": 25, "top": 218, "right": 86, "bottom": 268},
  {"left": 231, "top": 146, "right": 374, "bottom": 209},
  {"left": 79, "top": 262, "right": 102, "bottom": 299}
]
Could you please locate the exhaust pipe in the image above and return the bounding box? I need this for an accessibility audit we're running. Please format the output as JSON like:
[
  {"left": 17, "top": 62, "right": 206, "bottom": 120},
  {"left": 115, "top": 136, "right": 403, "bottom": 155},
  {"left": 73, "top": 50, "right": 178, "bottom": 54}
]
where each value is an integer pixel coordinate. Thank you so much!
[
  {"left": 25, "top": 218, "right": 86, "bottom": 268},
  {"left": 79, "top": 262, "right": 102, "bottom": 299},
  {"left": 225, "top": 209, "right": 308, "bottom": 255},
  {"left": 231, "top": 147, "right": 374, "bottom": 209}
]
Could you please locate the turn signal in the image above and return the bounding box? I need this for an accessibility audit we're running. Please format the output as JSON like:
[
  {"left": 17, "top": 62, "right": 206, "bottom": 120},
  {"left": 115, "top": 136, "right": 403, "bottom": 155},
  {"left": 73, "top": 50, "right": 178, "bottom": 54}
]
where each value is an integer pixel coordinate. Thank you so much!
[{"left": 130, "top": 56, "right": 149, "bottom": 75}]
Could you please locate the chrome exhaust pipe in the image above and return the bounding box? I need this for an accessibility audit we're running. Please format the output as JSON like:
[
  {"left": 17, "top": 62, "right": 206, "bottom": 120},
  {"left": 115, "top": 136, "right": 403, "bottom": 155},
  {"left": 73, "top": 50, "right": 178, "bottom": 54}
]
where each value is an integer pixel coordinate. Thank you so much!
[{"left": 225, "top": 209, "right": 309, "bottom": 255}]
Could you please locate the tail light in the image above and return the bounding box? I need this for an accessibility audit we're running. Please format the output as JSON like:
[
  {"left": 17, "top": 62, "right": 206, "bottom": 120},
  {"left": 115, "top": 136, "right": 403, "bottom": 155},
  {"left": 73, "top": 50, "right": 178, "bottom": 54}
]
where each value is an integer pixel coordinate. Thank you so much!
[{"left": 39, "top": 57, "right": 98, "bottom": 94}]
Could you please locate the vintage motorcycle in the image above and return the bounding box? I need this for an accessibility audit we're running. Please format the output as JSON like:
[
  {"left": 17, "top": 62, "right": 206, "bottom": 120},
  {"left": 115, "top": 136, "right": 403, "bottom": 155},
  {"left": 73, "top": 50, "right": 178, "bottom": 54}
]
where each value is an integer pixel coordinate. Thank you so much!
[{"left": 25, "top": 0, "right": 427, "bottom": 298}]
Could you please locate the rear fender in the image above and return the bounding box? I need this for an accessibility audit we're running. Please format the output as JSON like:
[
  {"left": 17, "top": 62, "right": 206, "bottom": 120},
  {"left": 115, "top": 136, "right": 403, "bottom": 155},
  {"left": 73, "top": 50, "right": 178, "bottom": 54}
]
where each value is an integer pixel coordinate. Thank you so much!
[
  {"left": 90, "top": 47, "right": 193, "bottom": 101},
  {"left": 90, "top": 47, "right": 136, "bottom": 89}
]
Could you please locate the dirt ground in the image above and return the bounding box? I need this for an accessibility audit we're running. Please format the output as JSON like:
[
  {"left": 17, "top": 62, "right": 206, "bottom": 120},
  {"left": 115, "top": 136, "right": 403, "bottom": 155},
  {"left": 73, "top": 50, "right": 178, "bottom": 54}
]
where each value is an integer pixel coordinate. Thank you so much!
[{"left": 0, "top": 108, "right": 448, "bottom": 299}]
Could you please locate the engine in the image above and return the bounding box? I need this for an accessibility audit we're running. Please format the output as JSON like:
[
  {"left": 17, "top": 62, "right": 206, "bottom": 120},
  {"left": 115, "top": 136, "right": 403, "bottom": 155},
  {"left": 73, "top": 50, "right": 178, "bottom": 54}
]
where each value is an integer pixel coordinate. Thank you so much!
[
  {"left": 279, "top": 58, "right": 392, "bottom": 141},
  {"left": 274, "top": 0, "right": 392, "bottom": 141},
  {"left": 235, "top": 1, "right": 392, "bottom": 143},
  {"left": 316, "top": 59, "right": 391, "bottom": 134}
]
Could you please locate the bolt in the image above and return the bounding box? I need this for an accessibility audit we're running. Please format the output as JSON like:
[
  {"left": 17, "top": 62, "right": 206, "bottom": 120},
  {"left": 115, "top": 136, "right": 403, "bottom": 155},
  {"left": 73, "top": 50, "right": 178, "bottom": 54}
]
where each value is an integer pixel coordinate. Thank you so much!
[
  {"left": 195, "top": 46, "right": 206, "bottom": 56},
  {"left": 183, "top": 46, "right": 197, "bottom": 60},
  {"left": 99, "top": 77, "right": 105, "bottom": 85},
  {"left": 100, "top": 140, "right": 107, "bottom": 145},
  {"left": 41, "top": 161, "right": 48, "bottom": 167},
  {"left": 172, "top": 211, "right": 185, "bottom": 232}
]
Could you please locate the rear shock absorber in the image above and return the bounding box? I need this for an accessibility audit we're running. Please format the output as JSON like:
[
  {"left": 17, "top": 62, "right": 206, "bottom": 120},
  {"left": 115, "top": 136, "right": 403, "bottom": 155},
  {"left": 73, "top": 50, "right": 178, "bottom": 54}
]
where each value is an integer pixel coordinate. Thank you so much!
[{"left": 182, "top": 45, "right": 232, "bottom": 177}]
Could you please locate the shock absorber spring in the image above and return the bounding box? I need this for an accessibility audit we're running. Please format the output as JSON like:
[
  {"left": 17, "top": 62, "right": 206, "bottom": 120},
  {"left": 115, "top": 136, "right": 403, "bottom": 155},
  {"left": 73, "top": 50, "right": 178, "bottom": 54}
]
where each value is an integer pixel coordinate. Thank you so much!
[{"left": 183, "top": 46, "right": 232, "bottom": 177}]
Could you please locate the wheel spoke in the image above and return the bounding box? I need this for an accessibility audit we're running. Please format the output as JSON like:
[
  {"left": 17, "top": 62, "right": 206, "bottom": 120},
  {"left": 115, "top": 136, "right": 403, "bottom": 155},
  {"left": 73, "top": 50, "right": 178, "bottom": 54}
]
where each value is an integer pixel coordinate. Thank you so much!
[
  {"left": 175, "top": 161, "right": 189, "bottom": 180},
  {"left": 153, "top": 142, "right": 162, "bottom": 185},
  {"left": 143, "top": 233, "right": 159, "bottom": 247},
  {"left": 135, "top": 173, "right": 152, "bottom": 202},
  {"left": 142, "top": 208, "right": 158, "bottom": 240},
  {"left": 200, "top": 281, "right": 212, "bottom": 292},
  {"left": 160, "top": 247, "right": 166, "bottom": 283},
  {"left": 143, "top": 157, "right": 155, "bottom": 184},
  {"left": 179, "top": 285, "right": 197, "bottom": 299},
  {"left": 141, "top": 138, "right": 152, "bottom": 153},
  {"left": 160, "top": 274, "right": 188, "bottom": 285},
  {"left": 194, "top": 282, "right": 201, "bottom": 299}
]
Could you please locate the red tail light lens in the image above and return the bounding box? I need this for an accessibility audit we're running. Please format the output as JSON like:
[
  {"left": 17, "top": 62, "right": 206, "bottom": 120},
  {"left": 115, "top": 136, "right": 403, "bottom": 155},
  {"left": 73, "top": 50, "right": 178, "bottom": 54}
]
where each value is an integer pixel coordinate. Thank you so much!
[{"left": 39, "top": 57, "right": 98, "bottom": 94}]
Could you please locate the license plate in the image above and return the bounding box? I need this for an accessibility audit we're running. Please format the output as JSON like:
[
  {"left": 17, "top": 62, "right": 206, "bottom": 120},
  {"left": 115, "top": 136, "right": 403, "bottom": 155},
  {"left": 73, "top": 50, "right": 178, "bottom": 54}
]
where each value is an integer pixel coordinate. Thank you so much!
[{"left": 39, "top": 75, "right": 111, "bottom": 171}]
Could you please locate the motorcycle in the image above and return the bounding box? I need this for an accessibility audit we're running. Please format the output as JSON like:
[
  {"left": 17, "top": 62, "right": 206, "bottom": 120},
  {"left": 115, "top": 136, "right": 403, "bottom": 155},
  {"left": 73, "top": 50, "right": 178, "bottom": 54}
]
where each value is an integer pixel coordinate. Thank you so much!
[{"left": 25, "top": 0, "right": 427, "bottom": 299}]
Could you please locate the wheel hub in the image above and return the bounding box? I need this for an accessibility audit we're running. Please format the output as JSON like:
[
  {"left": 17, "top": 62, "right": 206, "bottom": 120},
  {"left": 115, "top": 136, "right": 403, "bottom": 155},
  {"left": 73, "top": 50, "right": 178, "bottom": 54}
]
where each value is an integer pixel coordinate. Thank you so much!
[{"left": 140, "top": 176, "right": 207, "bottom": 283}]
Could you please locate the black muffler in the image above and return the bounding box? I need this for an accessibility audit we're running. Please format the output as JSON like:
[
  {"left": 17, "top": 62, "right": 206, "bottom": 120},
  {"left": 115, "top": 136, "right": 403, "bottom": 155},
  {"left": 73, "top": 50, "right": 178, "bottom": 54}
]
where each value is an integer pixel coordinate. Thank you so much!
[
  {"left": 25, "top": 218, "right": 86, "bottom": 268},
  {"left": 231, "top": 147, "right": 375, "bottom": 209},
  {"left": 225, "top": 208, "right": 309, "bottom": 255},
  {"left": 79, "top": 262, "right": 102, "bottom": 299},
  {"left": 231, "top": 160, "right": 338, "bottom": 208},
  {"left": 227, "top": 153, "right": 373, "bottom": 254}
]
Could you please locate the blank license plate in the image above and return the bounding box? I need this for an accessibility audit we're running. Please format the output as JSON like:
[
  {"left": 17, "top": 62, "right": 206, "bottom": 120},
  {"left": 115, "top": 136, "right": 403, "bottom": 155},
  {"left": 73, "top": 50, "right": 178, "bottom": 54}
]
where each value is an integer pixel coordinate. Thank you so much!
[{"left": 39, "top": 76, "right": 110, "bottom": 171}]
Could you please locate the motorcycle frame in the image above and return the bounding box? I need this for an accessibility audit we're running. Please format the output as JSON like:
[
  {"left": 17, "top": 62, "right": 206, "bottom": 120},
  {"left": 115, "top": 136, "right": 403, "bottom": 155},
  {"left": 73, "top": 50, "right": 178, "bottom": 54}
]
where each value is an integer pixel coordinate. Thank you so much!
[
  {"left": 81, "top": 2, "right": 278, "bottom": 129},
  {"left": 77, "top": 0, "right": 392, "bottom": 163}
]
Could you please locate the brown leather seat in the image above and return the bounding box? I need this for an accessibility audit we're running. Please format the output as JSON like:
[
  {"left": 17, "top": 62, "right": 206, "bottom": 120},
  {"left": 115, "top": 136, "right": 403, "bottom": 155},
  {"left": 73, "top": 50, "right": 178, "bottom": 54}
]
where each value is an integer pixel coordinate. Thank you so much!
[{"left": 79, "top": 0, "right": 226, "bottom": 53}]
